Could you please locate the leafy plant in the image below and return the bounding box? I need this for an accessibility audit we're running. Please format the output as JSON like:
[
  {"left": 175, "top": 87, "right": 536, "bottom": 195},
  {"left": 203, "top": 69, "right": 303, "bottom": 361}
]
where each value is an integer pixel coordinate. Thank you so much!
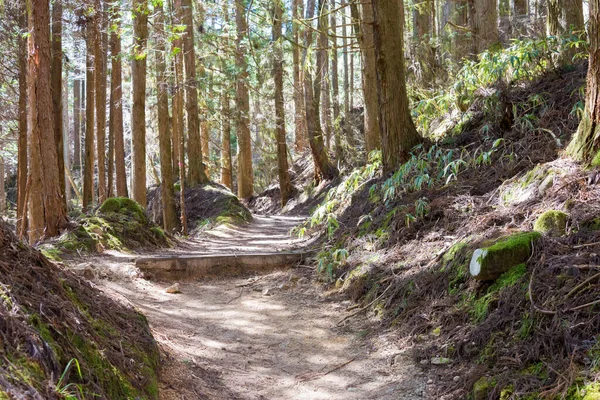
[{"left": 55, "top": 358, "right": 84, "bottom": 400}]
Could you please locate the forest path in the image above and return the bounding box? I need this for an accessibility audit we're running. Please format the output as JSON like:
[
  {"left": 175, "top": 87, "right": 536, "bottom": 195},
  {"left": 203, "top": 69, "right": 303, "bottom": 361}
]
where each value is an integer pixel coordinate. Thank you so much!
[{"left": 80, "top": 215, "right": 426, "bottom": 399}]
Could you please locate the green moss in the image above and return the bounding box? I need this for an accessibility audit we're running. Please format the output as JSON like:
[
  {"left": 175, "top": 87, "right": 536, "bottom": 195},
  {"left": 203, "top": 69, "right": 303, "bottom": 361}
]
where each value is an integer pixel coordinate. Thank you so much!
[
  {"left": 500, "top": 385, "right": 514, "bottom": 399},
  {"left": 470, "top": 264, "right": 527, "bottom": 322},
  {"left": 473, "top": 376, "right": 496, "bottom": 400},
  {"left": 518, "top": 313, "right": 534, "bottom": 339},
  {"left": 40, "top": 247, "right": 63, "bottom": 262},
  {"left": 534, "top": 210, "right": 568, "bottom": 236},
  {"left": 98, "top": 197, "right": 147, "bottom": 224},
  {"left": 486, "top": 232, "right": 541, "bottom": 253}
]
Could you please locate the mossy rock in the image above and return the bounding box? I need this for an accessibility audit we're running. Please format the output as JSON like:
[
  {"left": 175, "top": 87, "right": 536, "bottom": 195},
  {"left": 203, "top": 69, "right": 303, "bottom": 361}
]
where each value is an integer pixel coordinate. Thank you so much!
[
  {"left": 470, "top": 232, "right": 541, "bottom": 281},
  {"left": 98, "top": 197, "right": 147, "bottom": 223},
  {"left": 534, "top": 210, "right": 568, "bottom": 236},
  {"left": 473, "top": 376, "right": 495, "bottom": 400}
]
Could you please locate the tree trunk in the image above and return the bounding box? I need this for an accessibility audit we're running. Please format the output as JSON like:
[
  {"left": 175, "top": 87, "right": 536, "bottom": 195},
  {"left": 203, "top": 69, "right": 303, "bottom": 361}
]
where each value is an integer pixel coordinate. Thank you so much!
[
  {"left": 303, "top": 0, "right": 338, "bottom": 182},
  {"left": 109, "top": 0, "right": 127, "bottom": 198},
  {"left": 235, "top": 0, "right": 254, "bottom": 199},
  {"left": 319, "top": 0, "right": 332, "bottom": 149},
  {"left": 292, "top": 0, "right": 308, "bottom": 152},
  {"left": 51, "top": 0, "right": 65, "bottom": 204},
  {"left": 450, "top": 0, "right": 470, "bottom": 61},
  {"left": 172, "top": 0, "right": 184, "bottom": 181},
  {"left": 547, "top": 0, "right": 584, "bottom": 66},
  {"left": 95, "top": 0, "right": 108, "bottom": 203},
  {"left": 201, "top": 119, "right": 210, "bottom": 176},
  {"left": 83, "top": 17, "right": 96, "bottom": 208},
  {"left": 63, "top": 68, "right": 71, "bottom": 205},
  {"left": 273, "top": 0, "right": 294, "bottom": 206},
  {"left": 181, "top": 0, "right": 208, "bottom": 187},
  {"left": 412, "top": 0, "right": 436, "bottom": 84},
  {"left": 331, "top": 0, "right": 342, "bottom": 159},
  {"left": 73, "top": 77, "right": 82, "bottom": 170},
  {"left": 566, "top": 0, "right": 600, "bottom": 163},
  {"left": 155, "top": 3, "right": 179, "bottom": 232},
  {"left": 342, "top": 0, "right": 350, "bottom": 117},
  {"left": 371, "top": 0, "right": 421, "bottom": 174},
  {"left": 474, "top": 0, "right": 499, "bottom": 52},
  {"left": 354, "top": 0, "right": 381, "bottom": 153},
  {"left": 27, "top": 0, "right": 68, "bottom": 241},
  {"left": 221, "top": 89, "right": 233, "bottom": 190},
  {"left": 17, "top": 2, "right": 28, "bottom": 230},
  {"left": 132, "top": 0, "right": 148, "bottom": 207},
  {"left": 0, "top": 160, "right": 5, "bottom": 216}
]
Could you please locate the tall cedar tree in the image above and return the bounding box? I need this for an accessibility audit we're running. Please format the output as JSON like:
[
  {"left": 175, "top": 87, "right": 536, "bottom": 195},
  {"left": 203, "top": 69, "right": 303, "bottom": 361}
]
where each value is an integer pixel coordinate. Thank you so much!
[
  {"left": 272, "top": 0, "right": 294, "bottom": 206},
  {"left": 292, "top": 0, "right": 307, "bottom": 151},
  {"left": 83, "top": 8, "right": 96, "bottom": 209},
  {"left": 155, "top": 2, "right": 178, "bottom": 231},
  {"left": 182, "top": 0, "right": 209, "bottom": 186},
  {"left": 51, "top": 0, "right": 65, "bottom": 204},
  {"left": 547, "top": 0, "right": 584, "bottom": 66},
  {"left": 73, "top": 76, "right": 82, "bottom": 170},
  {"left": 567, "top": 0, "right": 600, "bottom": 163},
  {"left": 330, "top": 0, "right": 342, "bottom": 159},
  {"left": 220, "top": 1, "right": 233, "bottom": 190},
  {"left": 27, "top": 0, "right": 68, "bottom": 242},
  {"left": 352, "top": 0, "right": 381, "bottom": 152},
  {"left": 110, "top": 0, "right": 128, "bottom": 197},
  {"left": 132, "top": 0, "right": 149, "bottom": 207},
  {"left": 17, "top": 2, "right": 27, "bottom": 231},
  {"left": 95, "top": 0, "right": 108, "bottom": 203},
  {"left": 474, "top": 0, "right": 499, "bottom": 52},
  {"left": 302, "top": 0, "right": 338, "bottom": 182},
  {"left": 235, "top": 0, "right": 254, "bottom": 198},
  {"left": 371, "top": 0, "right": 421, "bottom": 173}
]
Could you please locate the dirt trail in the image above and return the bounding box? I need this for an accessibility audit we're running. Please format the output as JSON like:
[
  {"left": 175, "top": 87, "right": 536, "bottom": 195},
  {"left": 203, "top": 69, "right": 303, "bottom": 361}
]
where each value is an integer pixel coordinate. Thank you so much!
[{"left": 76, "top": 216, "right": 426, "bottom": 399}]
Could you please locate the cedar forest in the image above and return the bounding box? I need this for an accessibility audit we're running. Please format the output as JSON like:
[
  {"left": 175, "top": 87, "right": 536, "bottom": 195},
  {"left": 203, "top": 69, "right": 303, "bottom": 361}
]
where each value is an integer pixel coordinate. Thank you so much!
[{"left": 1, "top": 0, "right": 600, "bottom": 398}]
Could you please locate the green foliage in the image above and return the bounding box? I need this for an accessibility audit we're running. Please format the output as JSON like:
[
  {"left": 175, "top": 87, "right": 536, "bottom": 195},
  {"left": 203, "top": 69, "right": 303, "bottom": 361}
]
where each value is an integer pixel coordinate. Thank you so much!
[
  {"left": 317, "top": 247, "right": 349, "bottom": 281},
  {"left": 55, "top": 359, "right": 84, "bottom": 400},
  {"left": 302, "top": 151, "right": 382, "bottom": 239},
  {"left": 412, "top": 35, "right": 587, "bottom": 138}
]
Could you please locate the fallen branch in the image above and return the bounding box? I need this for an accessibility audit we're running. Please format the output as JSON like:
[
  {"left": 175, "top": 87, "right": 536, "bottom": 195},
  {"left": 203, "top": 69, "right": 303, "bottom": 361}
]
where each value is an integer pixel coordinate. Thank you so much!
[{"left": 295, "top": 357, "right": 356, "bottom": 382}]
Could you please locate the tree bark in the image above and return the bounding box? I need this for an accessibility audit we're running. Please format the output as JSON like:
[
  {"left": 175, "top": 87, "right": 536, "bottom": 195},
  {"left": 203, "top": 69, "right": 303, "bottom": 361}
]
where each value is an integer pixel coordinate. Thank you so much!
[
  {"left": 181, "top": 0, "right": 208, "bottom": 186},
  {"left": 155, "top": 3, "right": 179, "bottom": 232},
  {"left": 0, "top": 160, "right": 5, "bottom": 216},
  {"left": 474, "top": 0, "right": 499, "bottom": 52},
  {"left": 547, "top": 0, "right": 584, "bottom": 65},
  {"left": 235, "top": 0, "right": 254, "bottom": 198},
  {"left": 319, "top": 0, "right": 332, "bottom": 149},
  {"left": 273, "top": 0, "right": 294, "bottom": 206},
  {"left": 221, "top": 89, "right": 233, "bottom": 190},
  {"left": 63, "top": 68, "right": 71, "bottom": 205},
  {"left": 17, "top": 2, "right": 28, "bottom": 230},
  {"left": 172, "top": 0, "right": 184, "bottom": 181},
  {"left": 73, "top": 77, "right": 82, "bottom": 170},
  {"left": 201, "top": 119, "right": 210, "bottom": 175},
  {"left": 330, "top": 0, "right": 342, "bottom": 159},
  {"left": 27, "top": 0, "right": 68, "bottom": 241},
  {"left": 292, "top": 0, "right": 308, "bottom": 152},
  {"left": 109, "top": 0, "right": 127, "bottom": 198},
  {"left": 353, "top": 0, "right": 381, "bottom": 153},
  {"left": 83, "top": 16, "right": 96, "bottom": 208},
  {"left": 566, "top": 0, "right": 600, "bottom": 163},
  {"left": 342, "top": 0, "right": 349, "bottom": 117},
  {"left": 303, "top": 0, "right": 338, "bottom": 182},
  {"left": 51, "top": 0, "right": 65, "bottom": 204},
  {"left": 371, "top": 0, "right": 421, "bottom": 174},
  {"left": 95, "top": 0, "right": 108, "bottom": 203},
  {"left": 132, "top": 0, "right": 148, "bottom": 207}
]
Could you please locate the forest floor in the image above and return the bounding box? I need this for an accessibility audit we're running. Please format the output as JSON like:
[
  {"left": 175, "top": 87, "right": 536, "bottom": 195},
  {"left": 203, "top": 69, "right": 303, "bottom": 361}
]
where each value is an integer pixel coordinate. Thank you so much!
[{"left": 66, "top": 215, "right": 427, "bottom": 400}]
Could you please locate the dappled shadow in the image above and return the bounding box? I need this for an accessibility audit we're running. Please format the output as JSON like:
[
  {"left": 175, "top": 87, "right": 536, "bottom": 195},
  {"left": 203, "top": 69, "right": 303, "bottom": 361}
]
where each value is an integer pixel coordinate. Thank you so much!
[{"left": 103, "top": 274, "right": 425, "bottom": 400}]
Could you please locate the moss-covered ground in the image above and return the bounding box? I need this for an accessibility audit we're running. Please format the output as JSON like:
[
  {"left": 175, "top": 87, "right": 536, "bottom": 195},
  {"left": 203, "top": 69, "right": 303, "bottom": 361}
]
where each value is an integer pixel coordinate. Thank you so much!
[{"left": 0, "top": 222, "right": 160, "bottom": 398}]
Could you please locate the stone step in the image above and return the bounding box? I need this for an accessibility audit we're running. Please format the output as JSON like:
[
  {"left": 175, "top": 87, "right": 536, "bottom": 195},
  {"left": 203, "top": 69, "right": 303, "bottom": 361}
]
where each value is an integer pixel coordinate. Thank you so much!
[{"left": 136, "top": 251, "right": 313, "bottom": 280}]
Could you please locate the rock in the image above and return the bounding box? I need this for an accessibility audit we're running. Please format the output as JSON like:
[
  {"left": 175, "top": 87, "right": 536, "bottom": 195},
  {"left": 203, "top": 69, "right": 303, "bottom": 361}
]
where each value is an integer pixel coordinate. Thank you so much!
[
  {"left": 431, "top": 357, "right": 452, "bottom": 365},
  {"left": 166, "top": 283, "right": 181, "bottom": 294},
  {"left": 534, "top": 210, "right": 568, "bottom": 236},
  {"left": 473, "top": 376, "right": 494, "bottom": 400},
  {"left": 453, "top": 376, "right": 461, "bottom": 382},
  {"left": 262, "top": 288, "right": 273, "bottom": 296},
  {"left": 420, "top": 359, "right": 429, "bottom": 365},
  {"left": 470, "top": 231, "right": 541, "bottom": 281}
]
